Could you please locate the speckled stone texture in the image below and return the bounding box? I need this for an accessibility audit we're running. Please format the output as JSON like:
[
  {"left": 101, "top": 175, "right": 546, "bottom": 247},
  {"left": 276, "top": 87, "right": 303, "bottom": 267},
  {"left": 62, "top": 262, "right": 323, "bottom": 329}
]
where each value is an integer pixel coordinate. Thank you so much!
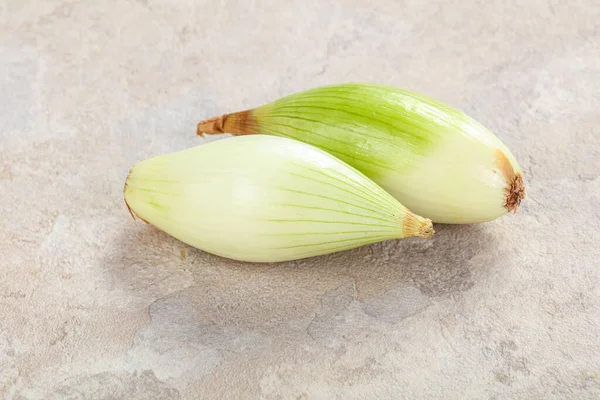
[{"left": 1, "top": 0, "right": 599, "bottom": 399}]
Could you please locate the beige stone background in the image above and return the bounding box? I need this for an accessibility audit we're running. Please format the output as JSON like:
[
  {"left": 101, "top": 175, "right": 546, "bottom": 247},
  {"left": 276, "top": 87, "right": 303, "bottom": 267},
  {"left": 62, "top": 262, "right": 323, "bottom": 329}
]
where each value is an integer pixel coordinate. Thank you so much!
[{"left": 1, "top": 0, "right": 600, "bottom": 398}]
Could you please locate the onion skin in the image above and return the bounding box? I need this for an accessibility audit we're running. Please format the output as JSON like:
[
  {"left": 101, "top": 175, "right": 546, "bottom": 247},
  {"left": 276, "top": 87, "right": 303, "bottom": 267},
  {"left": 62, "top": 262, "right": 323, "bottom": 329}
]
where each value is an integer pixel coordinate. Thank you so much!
[
  {"left": 124, "top": 135, "right": 433, "bottom": 263},
  {"left": 197, "top": 83, "right": 525, "bottom": 224}
]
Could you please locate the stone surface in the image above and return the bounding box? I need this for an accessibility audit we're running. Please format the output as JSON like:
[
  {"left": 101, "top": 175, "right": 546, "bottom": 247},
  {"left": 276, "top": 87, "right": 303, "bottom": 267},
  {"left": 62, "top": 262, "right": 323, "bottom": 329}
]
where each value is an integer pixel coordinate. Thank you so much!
[{"left": 1, "top": 0, "right": 599, "bottom": 398}]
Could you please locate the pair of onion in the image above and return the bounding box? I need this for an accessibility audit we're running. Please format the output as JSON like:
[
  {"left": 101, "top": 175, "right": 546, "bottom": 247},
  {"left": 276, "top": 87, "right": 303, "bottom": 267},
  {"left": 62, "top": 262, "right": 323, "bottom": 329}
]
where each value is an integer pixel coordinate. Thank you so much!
[{"left": 124, "top": 83, "right": 525, "bottom": 262}]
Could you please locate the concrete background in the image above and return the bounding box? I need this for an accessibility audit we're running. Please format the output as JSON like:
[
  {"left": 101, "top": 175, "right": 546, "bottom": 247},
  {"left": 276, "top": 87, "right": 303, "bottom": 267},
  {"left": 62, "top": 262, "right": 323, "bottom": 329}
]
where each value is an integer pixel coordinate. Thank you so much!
[{"left": 1, "top": 0, "right": 599, "bottom": 398}]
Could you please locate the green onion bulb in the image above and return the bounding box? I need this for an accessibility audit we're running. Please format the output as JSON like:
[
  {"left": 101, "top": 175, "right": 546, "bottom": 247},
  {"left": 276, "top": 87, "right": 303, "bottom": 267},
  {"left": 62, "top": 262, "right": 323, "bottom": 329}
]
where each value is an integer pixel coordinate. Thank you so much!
[
  {"left": 197, "top": 83, "right": 525, "bottom": 224},
  {"left": 124, "top": 135, "right": 433, "bottom": 262}
]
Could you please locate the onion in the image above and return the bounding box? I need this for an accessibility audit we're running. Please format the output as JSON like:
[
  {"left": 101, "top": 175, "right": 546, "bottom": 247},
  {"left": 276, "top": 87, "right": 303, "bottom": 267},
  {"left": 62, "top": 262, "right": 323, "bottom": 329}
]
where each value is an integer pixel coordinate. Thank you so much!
[
  {"left": 124, "top": 135, "right": 433, "bottom": 262},
  {"left": 197, "top": 83, "right": 525, "bottom": 224}
]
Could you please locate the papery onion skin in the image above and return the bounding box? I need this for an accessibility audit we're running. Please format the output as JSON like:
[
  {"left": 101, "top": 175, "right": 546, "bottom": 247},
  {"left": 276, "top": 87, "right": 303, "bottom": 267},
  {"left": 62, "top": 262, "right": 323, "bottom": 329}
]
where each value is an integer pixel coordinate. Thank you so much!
[
  {"left": 124, "top": 135, "right": 433, "bottom": 263},
  {"left": 197, "top": 83, "right": 525, "bottom": 224}
]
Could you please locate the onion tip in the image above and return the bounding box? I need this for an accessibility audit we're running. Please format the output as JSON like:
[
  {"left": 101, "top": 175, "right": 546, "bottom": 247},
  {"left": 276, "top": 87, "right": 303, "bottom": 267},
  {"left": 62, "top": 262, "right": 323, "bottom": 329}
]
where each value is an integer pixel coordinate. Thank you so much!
[
  {"left": 505, "top": 173, "right": 526, "bottom": 213},
  {"left": 197, "top": 114, "right": 229, "bottom": 135},
  {"left": 495, "top": 149, "right": 526, "bottom": 213},
  {"left": 123, "top": 169, "right": 150, "bottom": 224},
  {"left": 197, "top": 110, "right": 258, "bottom": 136},
  {"left": 404, "top": 211, "right": 435, "bottom": 238}
]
